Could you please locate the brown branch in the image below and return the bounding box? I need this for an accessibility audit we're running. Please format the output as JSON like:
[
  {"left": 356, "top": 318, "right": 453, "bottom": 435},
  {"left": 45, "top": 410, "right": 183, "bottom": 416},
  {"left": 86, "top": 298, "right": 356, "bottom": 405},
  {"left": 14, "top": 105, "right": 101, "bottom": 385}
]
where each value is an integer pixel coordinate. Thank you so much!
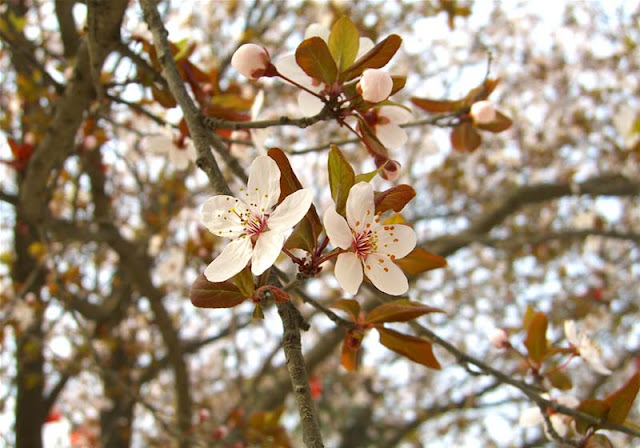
[
  {"left": 54, "top": 0, "right": 79, "bottom": 58},
  {"left": 276, "top": 301, "right": 325, "bottom": 448}
]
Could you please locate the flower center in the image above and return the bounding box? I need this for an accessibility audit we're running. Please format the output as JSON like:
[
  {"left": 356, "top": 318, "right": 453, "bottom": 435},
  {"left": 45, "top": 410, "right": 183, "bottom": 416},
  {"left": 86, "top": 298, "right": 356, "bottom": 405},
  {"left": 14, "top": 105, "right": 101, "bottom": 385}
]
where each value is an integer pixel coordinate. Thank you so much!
[
  {"left": 243, "top": 213, "right": 269, "bottom": 244},
  {"left": 352, "top": 229, "right": 378, "bottom": 259}
]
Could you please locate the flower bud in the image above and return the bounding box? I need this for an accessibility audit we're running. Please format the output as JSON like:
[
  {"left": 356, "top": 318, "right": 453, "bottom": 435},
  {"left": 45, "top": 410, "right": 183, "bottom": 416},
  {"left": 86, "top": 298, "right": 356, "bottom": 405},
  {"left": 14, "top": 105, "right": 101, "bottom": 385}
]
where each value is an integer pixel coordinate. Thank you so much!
[
  {"left": 470, "top": 100, "right": 496, "bottom": 124},
  {"left": 358, "top": 69, "right": 393, "bottom": 103},
  {"left": 489, "top": 328, "right": 510, "bottom": 349},
  {"left": 381, "top": 159, "right": 401, "bottom": 181},
  {"left": 231, "top": 44, "right": 270, "bottom": 80}
]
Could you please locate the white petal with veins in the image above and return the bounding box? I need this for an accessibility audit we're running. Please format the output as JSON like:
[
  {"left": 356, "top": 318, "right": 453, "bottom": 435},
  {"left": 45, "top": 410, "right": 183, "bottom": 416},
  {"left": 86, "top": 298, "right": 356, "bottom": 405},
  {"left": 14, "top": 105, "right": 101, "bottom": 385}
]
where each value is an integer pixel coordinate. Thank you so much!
[
  {"left": 323, "top": 207, "right": 353, "bottom": 250},
  {"left": 252, "top": 230, "right": 285, "bottom": 275},
  {"left": 204, "top": 237, "right": 253, "bottom": 282},
  {"left": 268, "top": 189, "right": 313, "bottom": 232},
  {"left": 335, "top": 252, "right": 363, "bottom": 295}
]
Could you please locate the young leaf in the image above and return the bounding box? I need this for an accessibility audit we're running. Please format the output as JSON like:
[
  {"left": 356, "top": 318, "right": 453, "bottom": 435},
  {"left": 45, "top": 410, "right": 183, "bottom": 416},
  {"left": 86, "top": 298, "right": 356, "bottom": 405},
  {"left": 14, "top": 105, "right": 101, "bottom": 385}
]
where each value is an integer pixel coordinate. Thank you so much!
[
  {"left": 377, "top": 327, "right": 441, "bottom": 369},
  {"left": 190, "top": 274, "right": 247, "bottom": 308},
  {"left": 329, "top": 16, "right": 360, "bottom": 73},
  {"left": 354, "top": 167, "right": 381, "bottom": 184},
  {"left": 603, "top": 372, "right": 640, "bottom": 425},
  {"left": 328, "top": 145, "right": 355, "bottom": 215},
  {"left": 365, "top": 299, "right": 443, "bottom": 324},
  {"left": 524, "top": 311, "right": 548, "bottom": 363},
  {"left": 341, "top": 329, "right": 364, "bottom": 371},
  {"left": 475, "top": 111, "right": 513, "bottom": 133},
  {"left": 332, "top": 298, "right": 361, "bottom": 321},
  {"left": 451, "top": 122, "right": 482, "bottom": 152},
  {"left": 295, "top": 37, "right": 338, "bottom": 85},
  {"left": 410, "top": 97, "right": 461, "bottom": 113},
  {"left": 374, "top": 184, "right": 416, "bottom": 214},
  {"left": 390, "top": 75, "right": 407, "bottom": 95},
  {"left": 576, "top": 399, "right": 609, "bottom": 434},
  {"left": 342, "top": 34, "right": 402, "bottom": 81},
  {"left": 546, "top": 370, "right": 573, "bottom": 391},
  {"left": 394, "top": 248, "right": 447, "bottom": 275},
  {"left": 233, "top": 266, "right": 255, "bottom": 297}
]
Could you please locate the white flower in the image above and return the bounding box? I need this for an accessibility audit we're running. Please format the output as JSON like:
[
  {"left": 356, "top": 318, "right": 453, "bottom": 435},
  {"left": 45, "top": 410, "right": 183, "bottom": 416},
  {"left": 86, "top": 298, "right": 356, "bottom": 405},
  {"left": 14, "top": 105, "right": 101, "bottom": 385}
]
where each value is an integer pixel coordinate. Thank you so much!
[
  {"left": 231, "top": 44, "right": 271, "bottom": 80},
  {"left": 200, "top": 156, "right": 313, "bottom": 282},
  {"left": 323, "top": 182, "right": 416, "bottom": 295},
  {"left": 519, "top": 395, "right": 579, "bottom": 440},
  {"left": 358, "top": 69, "right": 393, "bottom": 103},
  {"left": 367, "top": 106, "right": 413, "bottom": 149},
  {"left": 146, "top": 125, "right": 196, "bottom": 170},
  {"left": 470, "top": 100, "right": 496, "bottom": 124},
  {"left": 613, "top": 105, "right": 639, "bottom": 147},
  {"left": 275, "top": 24, "right": 374, "bottom": 116},
  {"left": 564, "top": 320, "right": 612, "bottom": 375}
]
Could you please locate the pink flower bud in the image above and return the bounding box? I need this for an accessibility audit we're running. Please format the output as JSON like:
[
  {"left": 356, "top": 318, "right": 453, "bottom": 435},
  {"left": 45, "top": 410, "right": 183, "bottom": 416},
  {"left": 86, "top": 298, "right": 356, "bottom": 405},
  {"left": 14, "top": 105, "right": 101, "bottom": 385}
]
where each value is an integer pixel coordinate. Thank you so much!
[
  {"left": 358, "top": 69, "right": 393, "bottom": 103},
  {"left": 470, "top": 100, "right": 497, "bottom": 124},
  {"left": 231, "top": 44, "right": 270, "bottom": 80},
  {"left": 489, "top": 328, "right": 510, "bottom": 349}
]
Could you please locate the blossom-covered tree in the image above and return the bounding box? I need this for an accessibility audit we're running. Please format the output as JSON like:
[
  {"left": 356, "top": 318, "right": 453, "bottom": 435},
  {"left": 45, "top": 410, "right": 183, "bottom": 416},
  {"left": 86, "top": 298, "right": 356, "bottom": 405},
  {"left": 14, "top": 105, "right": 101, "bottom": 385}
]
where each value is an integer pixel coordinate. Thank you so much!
[{"left": 1, "top": 1, "right": 639, "bottom": 448}]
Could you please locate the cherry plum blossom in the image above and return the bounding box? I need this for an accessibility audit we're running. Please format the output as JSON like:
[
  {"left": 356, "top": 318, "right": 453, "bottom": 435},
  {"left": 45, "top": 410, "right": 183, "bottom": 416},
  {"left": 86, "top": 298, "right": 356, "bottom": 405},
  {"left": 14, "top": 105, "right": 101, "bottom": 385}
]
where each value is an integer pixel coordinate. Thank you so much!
[
  {"left": 231, "top": 44, "right": 271, "bottom": 80},
  {"left": 564, "top": 320, "right": 611, "bottom": 375},
  {"left": 357, "top": 69, "right": 393, "bottom": 103},
  {"left": 200, "top": 156, "right": 313, "bottom": 282},
  {"left": 469, "top": 100, "right": 497, "bottom": 124},
  {"left": 323, "top": 182, "right": 416, "bottom": 296}
]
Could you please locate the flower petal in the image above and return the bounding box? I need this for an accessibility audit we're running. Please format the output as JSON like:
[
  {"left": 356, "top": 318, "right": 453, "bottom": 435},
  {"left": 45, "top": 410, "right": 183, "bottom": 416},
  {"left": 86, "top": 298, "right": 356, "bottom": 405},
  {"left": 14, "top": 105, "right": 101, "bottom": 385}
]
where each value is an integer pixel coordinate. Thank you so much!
[
  {"left": 376, "top": 224, "right": 416, "bottom": 259},
  {"left": 346, "top": 182, "right": 375, "bottom": 231},
  {"left": 335, "top": 252, "right": 363, "bottom": 295},
  {"left": 275, "top": 54, "right": 312, "bottom": 86},
  {"left": 519, "top": 407, "right": 544, "bottom": 427},
  {"left": 323, "top": 206, "right": 352, "bottom": 250},
  {"left": 246, "top": 156, "right": 281, "bottom": 214},
  {"left": 298, "top": 91, "right": 325, "bottom": 116},
  {"left": 251, "top": 230, "right": 285, "bottom": 275},
  {"left": 305, "top": 23, "right": 330, "bottom": 42},
  {"left": 364, "top": 258, "right": 408, "bottom": 296},
  {"left": 564, "top": 320, "right": 578, "bottom": 346},
  {"left": 146, "top": 134, "right": 174, "bottom": 155},
  {"left": 379, "top": 106, "right": 413, "bottom": 124},
  {"left": 376, "top": 122, "right": 408, "bottom": 149},
  {"left": 200, "top": 195, "right": 247, "bottom": 239},
  {"left": 204, "top": 237, "right": 252, "bottom": 282},
  {"left": 268, "top": 189, "right": 313, "bottom": 232}
]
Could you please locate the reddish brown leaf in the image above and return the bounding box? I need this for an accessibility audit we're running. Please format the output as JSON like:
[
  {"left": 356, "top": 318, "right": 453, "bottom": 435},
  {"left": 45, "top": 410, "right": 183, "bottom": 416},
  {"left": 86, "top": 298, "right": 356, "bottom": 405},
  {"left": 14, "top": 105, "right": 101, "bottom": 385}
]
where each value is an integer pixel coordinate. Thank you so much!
[
  {"left": 524, "top": 312, "right": 548, "bottom": 363},
  {"left": 377, "top": 327, "right": 441, "bottom": 369},
  {"left": 451, "top": 122, "right": 482, "bottom": 152},
  {"left": 365, "top": 299, "right": 443, "bottom": 324},
  {"left": 476, "top": 111, "right": 513, "bottom": 133},
  {"left": 151, "top": 84, "right": 177, "bottom": 108},
  {"left": 374, "top": 185, "right": 416, "bottom": 214},
  {"left": 410, "top": 97, "right": 461, "bottom": 113},
  {"left": 390, "top": 76, "right": 406, "bottom": 95},
  {"left": 603, "top": 372, "right": 640, "bottom": 425},
  {"left": 342, "top": 34, "right": 402, "bottom": 81},
  {"left": 546, "top": 370, "right": 573, "bottom": 391},
  {"left": 395, "top": 248, "right": 447, "bottom": 275},
  {"left": 576, "top": 399, "right": 609, "bottom": 434},
  {"left": 341, "top": 329, "right": 364, "bottom": 371},
  {"left": 295, "top": 37, "right": 337, "bottom": 85},
  {"left": 190, "top": 274, "right": 247, "bottom": 308}
]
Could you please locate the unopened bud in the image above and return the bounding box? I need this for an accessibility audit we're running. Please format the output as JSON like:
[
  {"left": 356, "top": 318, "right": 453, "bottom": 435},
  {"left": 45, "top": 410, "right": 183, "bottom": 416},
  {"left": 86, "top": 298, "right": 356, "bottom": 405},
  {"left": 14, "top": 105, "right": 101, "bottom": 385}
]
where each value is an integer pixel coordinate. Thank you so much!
[
  {"left": 358, "top": 69, "right": 393, "bottom": 103},
  {"left": 381, "top": 159, "right": 401, "bottom": 181},
  {"left": 470, "top": 100, "right": 496, "bottom": 124},
  {"left": 489, "top": 328, "right": 510, "bottom": 349},
  {"left": 231, "top": 44, "right": 271, "bottom": 80}
]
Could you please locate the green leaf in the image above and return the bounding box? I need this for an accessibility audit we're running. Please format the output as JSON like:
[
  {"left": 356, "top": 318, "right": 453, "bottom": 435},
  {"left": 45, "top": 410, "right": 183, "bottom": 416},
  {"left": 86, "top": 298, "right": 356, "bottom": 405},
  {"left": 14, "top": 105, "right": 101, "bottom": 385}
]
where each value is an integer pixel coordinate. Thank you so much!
[
  {"left": 377, "top": 327, "right": 441, "bottom": 369},
  {"left": 232, "top": 267, "right": 255, "bottom": 297},
  {"left": 374, "top": 184, "right": 416, "bottom": 214},
  {"left": 295, "top": 37, "right": 338, "bottom": 85},
  {"left": 603, "top": 372, "right": 640, "bottom": 425},
  {"left": 328, "top": 145, "right": 355, "bottom": 215},
  {"left": 355, "top": 167, "right": 381, "bottom": 184},
  {"left": 365, "top": 299, "right": 443, "bottom": 324},
  {"left": 451, "top": 122, "right": 482, "bottom": 152},
  {"left": 524, "top": 312, "right": 548, "bottom": 363},
  {"left": 475, "top": 110, "right": 513, "bottom": 133},
  {"left": 395, "top": 248, "right": 447, "bottom": 275},
  {"left": 546, "top": 370, "right": 573, "bottom": 391},
  {"left": 329, "top": 16, "right": 360, "bottom": 74},
  {"left": 332, "top": 299, "right": 361, "bottom": 321},
  {"left": 269, "top": 148, "right": 322, "bottom": 252},
  {"left": 342, "top": 34, "right": 402, "bottom": 81},
  {"left": 410, "top": 97, "right": 461, "bottom": 113},
  {"left": 190, "top": 274, "right": 247, "bottom": 308},
  {"left": 576, "top": 399, "right": 609, "bottom": 434}
]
